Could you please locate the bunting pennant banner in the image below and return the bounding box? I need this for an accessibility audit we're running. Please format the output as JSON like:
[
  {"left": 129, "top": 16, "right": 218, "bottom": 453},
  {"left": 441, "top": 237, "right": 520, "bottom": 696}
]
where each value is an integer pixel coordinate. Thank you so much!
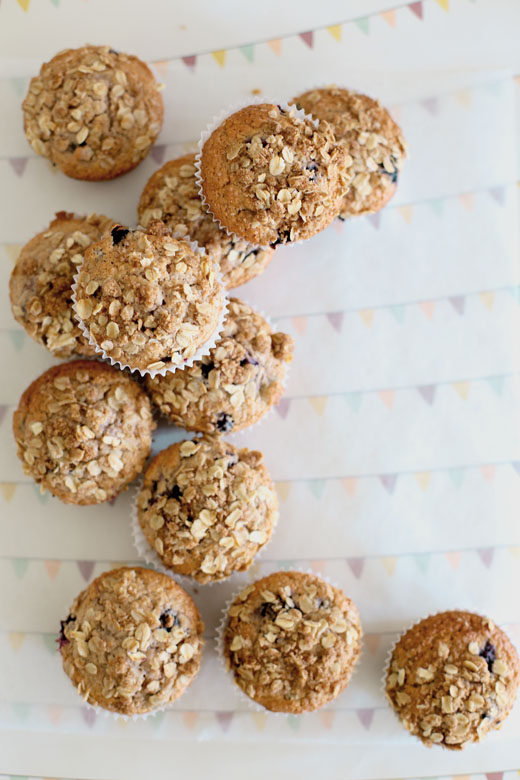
[
  {"left": 276, "top": 481, "right": 291, "bottom": 502},
  {"left": 388, "top": 304, "right": 406, "bottom": 323},
  {"left": 44, "top": 560, "right": 61, "bottom": 580},
  {"left": 82, "top": 707, "right": 96, "bottom": 728},
  {"left": 42, "top": 633, "right": 57, "bottom": 654},
  {"left": 379, "top": 474, "right": 398, "bottom": 494},
  {"left": 215, "top": 712, "right": 233, "bottom": 732},
  {"left": 299, "top": 31, "right": 314, "bottom": 49},
  {"left": 446, "top": 551, "right": 461, "bottom": 570},
  {"left": 11, "top": 557, "right": 29, "bottom": 578},
  {"left": 409, "top": 1, "right": 424, "bottom": 19},
  {"left": 421, "top": 97, "right": 439, "bottom": 115},
  {"left": 447, "top": 468, "right": 465, "bottom": 488},
  {"left": 287, "top": 714, "right": 301, "bottom": 731},
  {"left": 3, "top": 243, "right": 22, "bottom": 263},
  {"left": 153, "top": 60, "right": 169, "bottom": 77},
  {"left": 150, "top": 145, "right": 167, "bottom": 165},
  {"left": 358, "top": 309, "right": 374, "bottom": 328},
  {"left": 356, "top": 708, "right": 374, "bottom": 730},
  {"left": 182, "top": 711, "right": 200, "bottom": 729},
  {"left": 364, "top": 633, "right": 382, "bottom": 654},
  {"left": 274, "top": 398, "right": 291, "bottom": 419},
  {"left": 291, "top": 316, "right": 307, "bottom": 335},
  {"left": 251, "top": 712, "right": 268, "bottom": 731},
  {"left": 414, "top": 553, "right": 431, "bottom": 574},
  {"left": 458, "top": 192, "right": 475, "bottom": 210},
  {"left": 480, "top": 465, "right": 496, "bottom": 482},
  {"left": 327, "top": 25, "right": 342, "bottom": 42},
  {"left": 308, "top": 396, "right": 327, "bottom": 415},
  {"left": 341, "top": 477, "right": 358, "bottom": 496},
  {"left": 419, "top": 300, "right": 435, "bottom": 319},
  {"left": 240, "top": 44, "right": 255, "bottom": 62},
  {"left": 211, "top": 50, "right": 226, "bottom": 67},
  {"left": 381, "top": 556, "right": 398, "bottom": 576},
  {"left": 267, "top": 39, "right": 282, "bottom": 56},
  {"left": 10, "top": 76, "right": 28, "bottom": 97},
  {"left": 9, "top": 157, "right": 28, "bottom": 177},
  {"left": 344, "top": 392, "right": 363, "bottom": 412},
  {"left": 414, "top": 472, "right": 431, "bottom": 492},
  {"left": 47, "top": 705, "right": 63, "bottom": 725},
  {"left": 367, "top": 212, "right": 381, "bottom": 229},
  {"left": 0, "top": 482, "right": 16, "bottom": 502},
  {"left": 16, "top": 0, "right": 31, "bottom": 11},
  {"left": 380, "top": 10, "right": 396, "bottom": 27},
  {"left": 77, "top": 560, "right": 95, "bottom": 582},
  {"left": 478, "top": 548, "right": 495, "bottom": 568},
  {"left": 449, "top": 295, "right": 466, "bottom": 315},
  {"left": 397, "top": 205, "right": 413, "bottom": 224},
  {"left": 318, "top": 710, "right": 335, "bottom": 729},
  {"left": 434, "top": 0, "right": 449, "bottom": 10},
  {"left": 9, "top": 330, "right": 26, "bottom": 351},
  {"left": 347, "top": 557, "right": 365, "bottom": 579},
  {"left": 354, "top": 17, "right": 370, "bottom": 36},
  {"left": 377, "top": 389, "right": 395, "bottom": 410},
  {"left": 307, "top": 479, "right": 327, "bottom": 500},
  {"left": 452, "top": 381, "right": 470, "bottom": 400},
  {"left": 479, "top": 291, "right": 495, "bottom": 310},
  {"left": 326, "top": 312, "right": 344, "bottom": 332},
  {"left": 417, "top": 385, "right": 436, "bottom": 405},
  {"left": 182, "top": 55, "right": 197, "bottom": 70},
  {"left": 456, "top": 89, "right": 473, "bottom": 108},
  {"left": 8, "top": 632, "right": 25, "bottom": 652}
]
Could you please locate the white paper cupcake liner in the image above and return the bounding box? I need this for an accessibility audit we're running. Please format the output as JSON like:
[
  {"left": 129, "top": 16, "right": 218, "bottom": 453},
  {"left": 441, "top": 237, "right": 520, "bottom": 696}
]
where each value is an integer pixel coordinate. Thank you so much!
[
  {"left": 71, "top": 235, "right": 228, "bottom": 379},
  {"left": 195, "top": 98, "right": 320, "bottom": 250},
  {"left": 131, "top": 452, "right": 279, "bottom": 588},
  {"left": 215, "top": 568, "right": 363, "bottom": 716}
]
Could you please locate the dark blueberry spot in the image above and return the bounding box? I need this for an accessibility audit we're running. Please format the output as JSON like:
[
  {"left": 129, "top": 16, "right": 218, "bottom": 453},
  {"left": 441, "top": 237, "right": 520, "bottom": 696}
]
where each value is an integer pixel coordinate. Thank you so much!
[
  {"left": 170, "top": 484, "right": 182, "bottom": 500},
  {"left": 306, "top": 162, "right": 318, "bottom": 182},
  {"left": 78, "top": 141, "right": 87, "bottom": 147},
  {"left": 240, "top": 352, "right": 259, "bottom": 368},
  {"left": 481, "top": 712, "right": 489, "bottom": 719},
  {"left": 379, "top": 155, "right": 399, "bottom": 184},
  {"left": 111, "top": 226, "right": 130, "bottom": 245},
  {"left": 58, "top": 614, "right": 75, "bottom": 650},
  {"left": 200, "top": 361, "right": 214, "bottom": 380},
  {"left": 479, "top": 640, "right": 496, "bottom": 672},
  {"left": 215, "top": 413, "right": 234, "bottom": 432},
  {"left": 225, "top": 451, "right": 239, "bottom": 467},
  {"left": 159, "top": 609, "right": 179, "bottom": 631},
  {"left": 270, "top": 230, "right": 292, "bottom": 248},
  {"left": 240, "top": 248, "right": 259, "bottom": 264},
  {"left": 294, "top": 103, "right": 303, "bottom": 111},
  {"left": 259, "top": 602, "right": 278, "bottom": 621},
  {"left": 337, "top": 215, "right": 346, "bottom": 222}
]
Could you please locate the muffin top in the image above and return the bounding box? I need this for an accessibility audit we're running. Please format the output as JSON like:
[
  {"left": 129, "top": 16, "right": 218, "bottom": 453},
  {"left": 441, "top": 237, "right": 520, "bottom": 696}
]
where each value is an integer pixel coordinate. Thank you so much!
[
  {"left": 199, "top": 103, "right": 349, "bottom": 245},
  {"left": 385, "top": 610, "right": 520, "bottom": 749},
  {"left": 292, "top": 87, "right": 407, "bottom": 217},
  {"left": 22, "top": 45, "right": 163, "bottom": 180},
  {"left": 73, "top": 221, "right": 224, "bottom": 374},
  {"left": 13, "top": 360, "right": 154, "bottom": 505},
  {"left": 223, "top": 571, "right": 362, "bottom": 713},
  {"left": 144, "top": 297, "right": 293, "bottom": 433},
  {"left": 138, "top": 154, "right": 274, "bottom": 289},
  {"left": 137, "top": 435, "right": 278, "bottom": 583},
  {"left": 59, "top": 566, "right": 204, "bottom": 715},
  {"left": 9, "top": 212, "right": 114, "bottom": 358}
]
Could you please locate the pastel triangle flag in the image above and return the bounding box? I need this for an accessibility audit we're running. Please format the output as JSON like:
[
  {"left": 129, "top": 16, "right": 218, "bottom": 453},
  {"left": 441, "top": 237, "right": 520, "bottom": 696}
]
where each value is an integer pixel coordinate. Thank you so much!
[
  {"left": 380, "top": 9, "right": 396, "bottom": 26},
  {"left": 354, "top": 17, "right": 370, "bottom": 35},
  {"left": 452, "top": 381, "right": 470, "bottom": 400},
  {"left": 251, "top": 712, "right": 268, "bottom": 731},
  {"left": 486, "top": 375, "right": 505, "bottom": 395},
  {"left": 417, "top": 385, "right": 436, "bottom": 405},
  {"left": 414, "top": 553, "right": 431, "bottom": 574},
  {"left": 409, "top": 1, "right": 424, "bottom": 19},
  {"left": 211, "top": 50, "right": 226, "bottom": 67},
  {"left": 82, "top": 708, "right": 96, "bottom": 728},
  {"left": 77, "top": 560, "right": 95, "bottom": 581},
  {"left": 12, "top": 702, "right": 30, "bottom": 721},
  {"left": 332, "top": 219, "right": 344, "bottom": 235},
  {"left": 267, "top": 39, "right": 282, "bottom": 55},
  {"left": 377, "top": 389, "right": 395, "bottom": 410},
  {"left": 509, "top": 545, "right": 520, "bottom": 557},
  {"left": 307, "top": 479, "right": 326, "bottom": 500},
  {"left": 309, "top": 396, "right": 327, "bottom": 415},
  {"left": 512, "top": 461, "right": 520, "bottom": 475},
  {"left": 33, "top": 484, "right": 49, "bottom": 503},
  {"left": 344, "top": 392, "right": 362, "bottom": 412},
  {"left": 240, "top": 44, "right": 255, "bottom": 62},
  {"left": 341, "top": 477, "right": 358, "bottom": 497},
  {"left": 47, "top": 705, "right": 63, "bottom": 725},
  {"left": 327, "top": 24, "right": 342, "bottom": 42},
  {"left": 16, "top": 0, "right": 31, "bottom": 10},
  {"left": 182, "top": 55, "right": 197, "bottom": 69},
  {"left": 445, "top": 551, "right": 461, "bottom": 570},
  {"left": 4, "top": 243, "right": 22, "bottom": 263},
  {"left": 486, "top": 774, "right": 504, "bottom": 780},
  {"left": 381, "top": 556, "right": 397, "bottom": 576},
  {"left": 456, "top": 89, "right": 472, "bottom": 108},
  {"left": 319, "top": 711, "right": 335, "bottom": 729},
  {"left": 276, "top": 481, "right": 291, "bottom": 502},
  {"left": 216, "top": 711, "right": 233, "bottom": 732},
  {"left": 379, "top": 474, "right": 397, "bottom": 494},
  {"left": 367, "top": 212, "right": 381, "bottom": 229},
  {"left": 42, "top": 633, "right": 58, "bottom": 654},
  {"left": 12, "top": 558, "right": 29, "bottom": 578},
  {"left": 428, "top": 198, "right": 445, "bottom": 216},
  {"left": 346, "top": 557, "right": 364, "bottom": 579},
  {"left": 9, "top": 157, "right": 28, "bottom": 176},
  {"left": 397, "top": 205, "right": 413, "bottom": 223},
  {"left": 275, "top": 398, "right": 291, "bottom": 419},
  {"left": 9, "top": 330, "right": 26, "bottom": 351},
  {"left": 358, "top": 309, "right": 374, "bottom": 327},
  {"left": 419, "top": 300, "right": 435, "bottom": 319},
  {"left": 414, "top": 471, "right": 431, "bottom": 491},
  {"left": 389, "top": 305, "right": 406, "bottom": 324},
  {"left": 458, "top": 192, "right": 474, "bottom": 210},
  {"left": 478, "top": 548, "right": 494, "bottom": 568},
  {"left": 356, "top": 708, "right": 374, "bottom": 730},
  {"left": 421, "top": 97, "right": 439, "bottom": 115},
  {"left": 150, "top": 145, "right": 167, "bottom": 165},
  {"left": 364, "top": 633, "right": 381, "bottom": 654},
  {"left": 287, "top": 714, "right": 301, "bottom": 731},
  {"left": 1, "top": 482, "right": 17, "bottom": 502},
  {"left": 449, "top": 295, "right": 465, "bottom": 315},
  {"left": 309, "top": 559, "right": 326, "bottom": 574},
  {"left": 182, "top": 711, "right": 199, "bottom": 729},
  {"left": 326, "top": 312, "right": 344, "bottom": 332},
  {"left": 153, "top": 60, "right": 169, "bottom": 76},
  {"left": 480, "top": 464, "right": 496, "bottom": 482},
  {"left": 479, "top": 291, "right": 495, "bottom": 310},
  {"left": 489, "top": 186, "right": 506, "bottom": 205},
  {"left": 10, "top": 76, "right": 28, "bottom": 97},
  {"left": 434, "top": 0, "right": 449, "bottom": 10},
  {"left": 8, "top": 632, "right": 26, "bottom": 651},
  {"left": 299, "top": 31, "right": 314, "bottom": 48},
  {"left": 150, "top": 711, "right": 166, "bottom": 730},
  {"left": 291, "top": 316, "right": 307, "bottom": 334},
  {"left": 447, "top": 468, "right": 465, "bottom": 487},
  {"left": 44, "top": 560, "right": 61, "bottom": 580}
]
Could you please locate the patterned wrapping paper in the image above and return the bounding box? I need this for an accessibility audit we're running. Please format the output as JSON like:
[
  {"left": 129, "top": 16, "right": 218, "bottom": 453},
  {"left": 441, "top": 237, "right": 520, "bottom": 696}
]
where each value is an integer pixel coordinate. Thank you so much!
[{"left": 1, "top": 1, "right": 520, "bottom": 779}]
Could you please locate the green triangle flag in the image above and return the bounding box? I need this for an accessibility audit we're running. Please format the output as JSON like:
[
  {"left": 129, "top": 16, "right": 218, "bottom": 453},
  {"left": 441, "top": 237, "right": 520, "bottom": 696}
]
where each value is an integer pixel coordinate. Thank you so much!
[
  {"left": 42, "top": 633, "right": 58, "bottom": 654},
  {"left": 287, "top": 714, "right": 301, "bottom": 731},
  {"left": 240, "top": 44, "right": 254, "bottom": 62},
  {"left": 414, "top": 554, "right": 431, "bottom": 574},
  {"left": 447, "top": 468, "right": 465, "bottom": 488},
  {"left": 9, "top": 330, "right": 26, "bottom": 351},
  {"left": 12, "top": 558, "right": 29, "bottom": 578},
  {"left": 388, "top": 305, "right": 406, "bottom": 324},
  {"left": 10, "top": 76, "right": 28, "bottom": 97},
  {"left": 486, "top": 376, "right": 505, "bottom": 395},
  {"left": 33, "top": 484, "right": 49, "bottom": 503},
  {"left": 344, "top": 392, "right": 363, "bottom": 412},
  {"left": 307, "top": 480, "right": 326, "bottom": 500},
  {"left": 354, "top": 17, "right": 370, "bottom": 35},
  {"left": 150, "top": 710, "right": 166, "bottom": 729},
  {"left": 12, "top": 702, "right": 30, "bottom": 722}
]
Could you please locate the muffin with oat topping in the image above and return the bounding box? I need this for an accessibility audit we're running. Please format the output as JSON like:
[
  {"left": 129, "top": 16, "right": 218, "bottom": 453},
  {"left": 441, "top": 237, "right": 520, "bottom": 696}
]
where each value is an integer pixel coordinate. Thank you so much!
[
  {"left": 138, "top": 154, "right": 274, "bottom": 289},
  {"left": 222, "top": 571, "right": 362, "bottom": 713},
  {"left": 198, "top": 103, "right": 349, "bottom": 246},
  {"left": 385, "top": 610, "right": 520, "bottom": 749},
  {"left": 73, "top": 221, "right": 224, "bottom": 374},
  {"left": 144, "top": 297, "right": 293, "bottom": 433},
  {"left": 13, "top": 360, "right": 154, "bottom": 505},
  {"left": 291, "top": 87, "right": 407, "bottom": 218},
  {"left": 22, "top": 45, "right": 163, "bottom": 181},
  {"left": 59, "top": 566, "right": 204, "bottom": 715},
  {"left": 137, "top": 435, "right": 278, "bottom": 584},
  {"left": 9, "top": 211, "right": 114, "bottom": 358}
]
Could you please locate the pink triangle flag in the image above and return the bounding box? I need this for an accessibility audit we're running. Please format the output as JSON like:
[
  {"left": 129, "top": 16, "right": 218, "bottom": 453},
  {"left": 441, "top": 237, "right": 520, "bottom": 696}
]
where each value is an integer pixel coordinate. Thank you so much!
[
  {"left": 409, "top": 1, "right": 424, "bottom": 19},
  {"left": 299, "top": 31, "right": 314, "bottom": 48},
  {"left": 77, "top": 560, "right": 95, "bottom": 581},
  {"left": 182, "top": 55, "right": 197, "bottom": 69},
  {"left": 326, "top": 312, "right": 344, "bottom": 332},
  {"left": 478, "top": 548, "right": 494, "bottom": 568},
  {"left": 379, "top": 474, "right": 398, "bottom": 494},
  {"left": 275, "top": 398, "right": 291, "bottom": 419},
  {"left": 346, "top": 557, "right": 364, "bottom": 579},
  {"left": 9, "top": 157, "right": 28, "bottom": 176},
  {"left": 216, "top": 711, "right": 233, "bottom": 732},
  {"left": 356, "top": 708, "right": 374, "bottom": 730},
  {"left": 377, "top": 389, "right": 396, "bottom": 410},
  {"left": 417, "top": 385, "right": 436, "bottom": 405}
]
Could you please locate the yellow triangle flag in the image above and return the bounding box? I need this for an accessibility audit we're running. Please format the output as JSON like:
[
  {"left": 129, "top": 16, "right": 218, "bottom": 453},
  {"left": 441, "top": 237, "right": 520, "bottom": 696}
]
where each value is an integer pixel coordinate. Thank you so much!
[
  {"left": 358, "top": 309, "right": 374, "bottom": 327},
  {"left": 456, "top": 89, "right": 472, "bottom": 108},
  {"left": 8, "top": 632, "right": 25, "bottom": 651},
  {"left": 453, "top": 381, "right": 470, "bottom": 400},
  {"left": 434, "top": 0, "right": 449, "bottom": 9},
  {"left": 276, "top": 482, "right": 291, "bottom": 502},
  {"left": 327, "top": 25, "right": 342, "bottom": 41},
  {"left": 211, "top": 50, "right": 226, "bottom": 67},
  {"left": 415, "top": 472, "right": 431, "bottom": 491},
  {"left": 509, "top": 546, "right": 520, "bottom": 558},
  {"left": 251, "top": 712, "right": 268, "bottom": 731},
  {"left": 479, "top": 291, "right": 495, "bottom": 310},
  {"left": 397, "top": 205, "right": 413, "bottom": 224},
  {"left": 309, "top": 396, "right": 327, "bottom": 415},
  {"left": 16, "top": 0, "right": 31, "bottom": 10},
  {"left": 381, "top": 557, "right": 397, "bottom": 576},
  {"left": 153, "top": 60, "right": 169, "bottom": 77},
  {"left": 0, "top": 483, "right": 16, "bottom": 502},
  {"left": 381, "top": 10, "right": 396, "bottom": 27}
]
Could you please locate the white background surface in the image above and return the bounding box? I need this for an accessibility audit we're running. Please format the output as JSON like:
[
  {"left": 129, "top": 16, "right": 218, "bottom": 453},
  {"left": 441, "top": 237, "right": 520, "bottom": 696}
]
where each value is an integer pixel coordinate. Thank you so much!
[{"left": 1, "top": 1, "right": 520, "bottom": 778}]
